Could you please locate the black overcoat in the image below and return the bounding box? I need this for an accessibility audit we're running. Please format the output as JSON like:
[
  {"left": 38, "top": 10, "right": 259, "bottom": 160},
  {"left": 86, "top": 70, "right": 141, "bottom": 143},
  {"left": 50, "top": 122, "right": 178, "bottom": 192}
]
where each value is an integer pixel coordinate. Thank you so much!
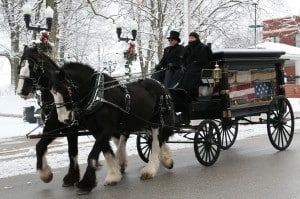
[
  {"left": 180, "top": 40, "right": 213, "bottom": 99},
  {"left": 152, "top": 44, "right": 184, "bottom": 88}
]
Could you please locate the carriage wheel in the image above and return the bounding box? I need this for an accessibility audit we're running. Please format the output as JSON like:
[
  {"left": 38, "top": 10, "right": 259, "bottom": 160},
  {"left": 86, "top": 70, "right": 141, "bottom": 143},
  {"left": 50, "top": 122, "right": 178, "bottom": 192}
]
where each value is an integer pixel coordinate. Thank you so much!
[
  {"left": 194, "top": 119, "right": 221, "bottom": 166},
  {"left": 216, "top": 119, "right": 238, "bottom": 150},
  {"left": 267, "top": 95, "right": 294, "bottom": 150},
  {"left": 136, "top": 133, "right": 152, "bottom": 163}
]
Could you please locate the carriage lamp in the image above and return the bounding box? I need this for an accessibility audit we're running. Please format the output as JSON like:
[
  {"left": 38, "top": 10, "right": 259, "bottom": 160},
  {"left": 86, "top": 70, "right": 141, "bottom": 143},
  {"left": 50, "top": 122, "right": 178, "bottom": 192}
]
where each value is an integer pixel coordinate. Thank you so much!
[
  {"left": 213, "top": 62, "right": 222, "bottom": 85},
  {"left": 22, "top": 3, "right": 54, "bottom": 32}
]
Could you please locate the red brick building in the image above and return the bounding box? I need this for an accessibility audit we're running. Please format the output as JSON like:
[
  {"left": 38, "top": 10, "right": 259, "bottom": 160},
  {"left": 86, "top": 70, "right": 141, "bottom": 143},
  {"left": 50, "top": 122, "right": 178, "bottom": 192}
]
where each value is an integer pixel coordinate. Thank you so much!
[
  {"left": 263, "top": 16, "right": 300, "bottom": 45},
  {"left": 262, "top": 16, "right": 300, "bottom": 97}
]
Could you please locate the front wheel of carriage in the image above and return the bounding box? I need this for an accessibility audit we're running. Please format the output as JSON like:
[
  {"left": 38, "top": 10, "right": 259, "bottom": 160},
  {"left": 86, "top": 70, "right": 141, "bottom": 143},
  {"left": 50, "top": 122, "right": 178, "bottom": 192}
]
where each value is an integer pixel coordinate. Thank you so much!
[
  {"left": 194, "top": 119, "right": 221, "bottom": 166},
  {"left": 267, "top": 95, "right": 294, "bottom": 151}
]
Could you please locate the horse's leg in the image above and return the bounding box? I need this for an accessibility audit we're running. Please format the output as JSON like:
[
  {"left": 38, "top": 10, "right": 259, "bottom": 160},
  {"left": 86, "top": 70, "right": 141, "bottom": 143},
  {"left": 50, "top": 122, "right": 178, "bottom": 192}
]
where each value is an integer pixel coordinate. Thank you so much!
[
  {"left": 76, "top": 140, "right": 101, "bottom": 195},
  {"left": 103, "top": 145, "right": 122, "bottom": 186},
  {"left": 112, "top": 134, "right": 128, "bottom": 173},
  {"left": 62, "top": 134, "right": 80, "bottom": 187},
  {"left": 36, "top": 137, "right": 55, "bottom": 183},
  {"left": 76, "top": 134, "right": 121, "bottom": 194},
  {"left": 159, "top": 127, "right": 174, "bottom": 169},
  {"left": 140, "top": 127, "right": 160, "bottom": 180}
]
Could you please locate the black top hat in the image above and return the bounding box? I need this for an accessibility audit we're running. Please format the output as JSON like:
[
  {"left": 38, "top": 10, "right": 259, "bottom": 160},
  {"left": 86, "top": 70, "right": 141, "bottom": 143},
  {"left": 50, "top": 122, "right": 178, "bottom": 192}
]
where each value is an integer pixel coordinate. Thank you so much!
[{"left": 167, "top": 31, "right": 181, "bottom": 43}]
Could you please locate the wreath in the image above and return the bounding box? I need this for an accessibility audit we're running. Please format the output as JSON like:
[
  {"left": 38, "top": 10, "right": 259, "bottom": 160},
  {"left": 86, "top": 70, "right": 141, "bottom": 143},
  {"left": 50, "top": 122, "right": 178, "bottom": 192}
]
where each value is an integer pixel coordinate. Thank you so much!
[
  {"left": 123, "top": 40, "right": 137, "bottom": 65},
  {"left": 37, "top": 30, "right": 52, "bottom": 53}
]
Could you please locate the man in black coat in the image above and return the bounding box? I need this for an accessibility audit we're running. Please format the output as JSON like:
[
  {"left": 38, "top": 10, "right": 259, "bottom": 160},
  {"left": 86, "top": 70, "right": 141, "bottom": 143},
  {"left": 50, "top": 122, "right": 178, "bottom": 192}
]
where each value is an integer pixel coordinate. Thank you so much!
[
  {"left": 152, "top": 30, "right": 184, "bottom": 88},
  {"left": 175, "top": 32, "right": 213, "bottom": 125},
  {"left": 180, "top": 32, "right": 213, "bottom": 99}
]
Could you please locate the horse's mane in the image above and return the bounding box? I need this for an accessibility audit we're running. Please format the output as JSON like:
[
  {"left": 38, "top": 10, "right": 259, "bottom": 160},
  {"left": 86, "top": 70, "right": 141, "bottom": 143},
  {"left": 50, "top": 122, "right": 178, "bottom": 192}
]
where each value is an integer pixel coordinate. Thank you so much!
[
  {"left": 62, "top": 62, "right": 117, "bottom": 84},
  {"left": 63, "top": 62, "right": 95, "bottom": 74}
]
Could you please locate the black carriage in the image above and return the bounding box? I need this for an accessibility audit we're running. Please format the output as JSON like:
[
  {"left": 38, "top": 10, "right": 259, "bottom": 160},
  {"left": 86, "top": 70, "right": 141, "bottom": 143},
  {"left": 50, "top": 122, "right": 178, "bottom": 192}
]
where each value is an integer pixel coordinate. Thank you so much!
[{"left": 137, "top": 49, "right": 294, "bottom": 166}]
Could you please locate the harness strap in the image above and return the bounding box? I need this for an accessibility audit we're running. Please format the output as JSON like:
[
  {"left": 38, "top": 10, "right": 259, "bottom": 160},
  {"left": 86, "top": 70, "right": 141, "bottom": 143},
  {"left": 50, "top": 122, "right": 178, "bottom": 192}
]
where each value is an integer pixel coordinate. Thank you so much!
[
  {"left": 84, "top": 72, "right": 103, "bottom": 111},
  {"left": 120, "top": 84, "right": 131, "bottom": 112}
]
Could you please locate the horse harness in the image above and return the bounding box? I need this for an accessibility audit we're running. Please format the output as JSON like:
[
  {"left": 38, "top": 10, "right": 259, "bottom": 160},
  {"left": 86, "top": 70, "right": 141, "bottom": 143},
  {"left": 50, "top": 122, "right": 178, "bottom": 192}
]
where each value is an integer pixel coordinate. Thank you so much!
[{"left": 70, "top": 72, "right": 171, "bottom": 127}]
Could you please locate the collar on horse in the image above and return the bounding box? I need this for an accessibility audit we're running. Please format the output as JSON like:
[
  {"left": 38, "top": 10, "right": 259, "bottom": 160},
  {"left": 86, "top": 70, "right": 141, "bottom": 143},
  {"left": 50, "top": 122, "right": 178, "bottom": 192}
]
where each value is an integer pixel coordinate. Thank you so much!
[{"left": 78, "top": 72, "right": 131, "bottom": 116}]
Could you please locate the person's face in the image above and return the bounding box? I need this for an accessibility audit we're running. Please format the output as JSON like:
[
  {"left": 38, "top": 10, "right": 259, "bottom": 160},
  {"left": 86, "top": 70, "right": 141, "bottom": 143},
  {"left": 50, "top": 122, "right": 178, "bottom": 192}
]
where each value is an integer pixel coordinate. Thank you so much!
[
  {"left": 188, "top": 36, "right": 197, "bottom": 42},
  {"left": 168, "top": 39, "right": 178, "bottom": 46}
]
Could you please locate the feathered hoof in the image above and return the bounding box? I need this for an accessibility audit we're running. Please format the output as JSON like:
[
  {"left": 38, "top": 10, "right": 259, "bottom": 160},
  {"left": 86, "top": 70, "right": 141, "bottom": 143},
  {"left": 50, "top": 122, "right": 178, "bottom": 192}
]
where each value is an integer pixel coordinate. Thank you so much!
[
  {"left": 140, "top": 172, "right": 154, "bottom": 180},
  {"left": 38, "top": 167, "right": 53, "bottom": 183},
  {"left": 161, "top": 159, "right": 174, "bottom": 169},
  {"left": 104, "top": 180, "right": 118, "bottom": 186},
  {"left": 104, "top": 172, "right": 122, "bottom": 186}
]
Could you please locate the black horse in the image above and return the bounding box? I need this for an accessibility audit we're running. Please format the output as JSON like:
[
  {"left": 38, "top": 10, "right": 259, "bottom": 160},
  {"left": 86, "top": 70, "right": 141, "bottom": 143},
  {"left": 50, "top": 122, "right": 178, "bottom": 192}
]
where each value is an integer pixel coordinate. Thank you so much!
[
  {"left": 49, "top": 62, "right": 175, "bottom": 194},
  {"left": 16, "top": 46, "right": 127, "bottom": 188}
]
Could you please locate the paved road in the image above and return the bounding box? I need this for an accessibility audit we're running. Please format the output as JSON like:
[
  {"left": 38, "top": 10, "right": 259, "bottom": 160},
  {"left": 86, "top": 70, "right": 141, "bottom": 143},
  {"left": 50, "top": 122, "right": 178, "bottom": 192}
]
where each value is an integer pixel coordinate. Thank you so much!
[{"left": 1, "top": 131, "right": 300, "bottom": 199}]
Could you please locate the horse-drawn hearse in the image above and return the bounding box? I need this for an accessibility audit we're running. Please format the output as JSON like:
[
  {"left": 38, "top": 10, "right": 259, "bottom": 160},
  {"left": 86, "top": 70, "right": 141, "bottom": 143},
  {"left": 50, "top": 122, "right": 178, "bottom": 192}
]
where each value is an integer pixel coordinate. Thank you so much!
[
  {"left": 17, "top": 45, "right": 294, "bottom": 195},
  {"left": 136, "top": 49, "right": 294, "bottom": 166}
]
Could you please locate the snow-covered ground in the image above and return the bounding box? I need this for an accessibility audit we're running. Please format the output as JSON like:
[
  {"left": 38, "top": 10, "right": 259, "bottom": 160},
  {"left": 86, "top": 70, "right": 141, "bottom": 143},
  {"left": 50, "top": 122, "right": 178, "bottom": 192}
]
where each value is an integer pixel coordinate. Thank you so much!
[{"left": 0, "top": 94, "right": 299, "bottom": 179}]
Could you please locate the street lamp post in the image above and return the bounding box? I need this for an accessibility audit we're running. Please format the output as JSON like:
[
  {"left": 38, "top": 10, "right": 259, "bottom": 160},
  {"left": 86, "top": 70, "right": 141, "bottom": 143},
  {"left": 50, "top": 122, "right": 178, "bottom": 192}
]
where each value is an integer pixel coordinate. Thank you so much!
[
  {"left": 248, "top": 2, "right": 263, "bottom": 48},
  {"left": 116, "top": 26, "right": 137, "bottom": 79},
  {"left": 22, "top": 3, "right": 54, "bottom": 32}
]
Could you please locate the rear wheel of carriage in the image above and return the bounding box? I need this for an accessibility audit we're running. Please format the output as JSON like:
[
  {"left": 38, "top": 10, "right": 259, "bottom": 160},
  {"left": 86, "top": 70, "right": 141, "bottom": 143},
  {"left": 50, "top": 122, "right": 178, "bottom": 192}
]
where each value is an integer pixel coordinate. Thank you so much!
[
  {"left": 215, "top": 119, "right": 238, "bottom": 150},
  {"left": 136, "top": 132, "right": 152, "bottom": 163},
  {"left": 194, "top": 119, "right": 221, "bottom": 166},
  {"left": 267, "top": 95, "right": 294, "bottom": 150}
]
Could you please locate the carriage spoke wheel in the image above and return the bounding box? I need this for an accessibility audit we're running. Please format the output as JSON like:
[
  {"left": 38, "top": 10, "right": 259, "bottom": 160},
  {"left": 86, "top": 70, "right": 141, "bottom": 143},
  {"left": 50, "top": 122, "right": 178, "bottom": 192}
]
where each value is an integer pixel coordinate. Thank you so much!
[
  {"left": 216, "top": 119, "right": 238, "bottom": 150},
  {"left": 267, "top": 95, "right": 294, "bottom": 151},
  {"left": 194, "top": 119, "right": 221, "bottom": 166},
  {"left": 136, "top": 132, "right": 152, "bottom": 163}
]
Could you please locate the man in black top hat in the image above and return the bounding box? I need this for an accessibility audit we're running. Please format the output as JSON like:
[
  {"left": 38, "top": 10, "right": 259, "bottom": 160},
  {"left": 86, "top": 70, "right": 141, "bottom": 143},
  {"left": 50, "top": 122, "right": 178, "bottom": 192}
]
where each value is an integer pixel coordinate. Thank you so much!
[{"left": 152, "top": 30, "right": 184, "bottom": 88}]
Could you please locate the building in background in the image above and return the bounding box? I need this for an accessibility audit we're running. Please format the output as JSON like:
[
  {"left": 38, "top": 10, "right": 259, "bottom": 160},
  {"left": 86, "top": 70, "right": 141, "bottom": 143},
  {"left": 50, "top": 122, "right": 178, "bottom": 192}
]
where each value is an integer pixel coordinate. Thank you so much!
[{"left": 262, "top": 16, "right": 300, "bottom": 84}]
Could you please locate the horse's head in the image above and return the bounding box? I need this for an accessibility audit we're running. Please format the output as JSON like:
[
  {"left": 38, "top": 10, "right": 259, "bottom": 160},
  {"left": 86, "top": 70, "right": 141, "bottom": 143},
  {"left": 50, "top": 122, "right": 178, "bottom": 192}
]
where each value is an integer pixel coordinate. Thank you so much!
[
  {"left": 17, "top": 45, "right": 58, "bottom": 99},
  {"left": 50, "top": 63, "right": 112, "bottom": 124},
  {"left": 16, "top": 46, "right": 38, "bottom": 99},
  {"left": 50, "top": 69, "right": 76, "bottom": 124}
]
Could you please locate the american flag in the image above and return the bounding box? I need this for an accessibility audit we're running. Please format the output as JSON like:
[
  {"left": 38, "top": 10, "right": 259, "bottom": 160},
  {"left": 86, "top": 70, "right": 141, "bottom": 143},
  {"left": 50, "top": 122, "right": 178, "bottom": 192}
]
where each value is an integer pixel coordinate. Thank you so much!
[
  {"left": 254, "top": 80, "right": 272, "bottom": 98},
  {"left": 230, "top": 83, "right": 255, "bottom": 103},
  {"left": 229, "top": 81, "right": 272, "bottom": 105}
]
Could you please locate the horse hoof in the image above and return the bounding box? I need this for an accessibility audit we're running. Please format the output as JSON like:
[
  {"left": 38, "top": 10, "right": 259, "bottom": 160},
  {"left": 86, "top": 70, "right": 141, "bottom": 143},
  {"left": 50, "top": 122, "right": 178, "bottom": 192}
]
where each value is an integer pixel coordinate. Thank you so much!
[
  {"left": 162, "top": 159, "right": 174, "bottom": 169},
  {"left": 38, "top": 169, "right": 53, "bottom": 183},
  {"left": 104, "top": 181, "right": 118, "bottom": 186},
  {"left": 140, "top": 172, "right": 154, "bottom": 180},
  {"left": 76, "top": 189, "right": 92, "bottom": 195}
]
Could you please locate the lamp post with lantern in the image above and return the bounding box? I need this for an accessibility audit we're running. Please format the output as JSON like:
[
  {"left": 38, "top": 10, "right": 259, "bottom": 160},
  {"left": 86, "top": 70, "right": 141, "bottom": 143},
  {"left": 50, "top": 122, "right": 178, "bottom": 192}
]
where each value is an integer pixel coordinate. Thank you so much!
[
  {"left": 22, "top": 3, "right": 54, "bottom": 32},
  {"left": 116, "top": 25, "right": 137, "bottom": 79}
]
